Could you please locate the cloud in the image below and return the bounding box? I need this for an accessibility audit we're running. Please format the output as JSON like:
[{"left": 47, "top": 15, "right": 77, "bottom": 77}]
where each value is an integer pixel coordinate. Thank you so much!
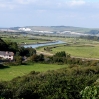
[
  {"left": 0, "top": 1, "right": 16, "bottom": 9},
  {"left": 69, "top": 0, "right": 86, "bottom": 6},
  {"left": 0, "top": 0, "right": 36, "bottom": 9},
  {"left": 0, "top": 0, "right": 86, "bottom": 10},
  {"left": 15, "top": 0, "right": 36, "bottom": 4}
]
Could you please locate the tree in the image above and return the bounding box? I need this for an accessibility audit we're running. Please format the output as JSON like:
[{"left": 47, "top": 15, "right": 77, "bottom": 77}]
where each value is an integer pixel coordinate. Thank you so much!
[
  {"left": 14, "top": 56, "right": 22, "bottom": 65},
  {"left": 53, "top": 51, "right": 67, "bottom": 63},
  {"left": 7, "top": 42, "right": 18, "bottom": 53},
  {"left": 38, "top": 54, "right": 44, "bottom": 61},
  {"left": 19, "top": 47, "right": 36, "bottom": 57},
  {"left": 0, "top": 38, "right": 8, "bottom": 51},
  {"left": 30, "top": 54, "right": 39, "bottom": 62}
]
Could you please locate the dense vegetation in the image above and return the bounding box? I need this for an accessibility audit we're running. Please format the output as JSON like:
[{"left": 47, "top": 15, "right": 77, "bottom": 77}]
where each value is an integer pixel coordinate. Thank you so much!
[
  {"left": 0, "top": 66, "right": 99, "bottom": 99},
  {"left": 0, "top": 38, "right": 8, "bottom": 51},
  {"left": 0, "top": 37, "right": 18, "bottom": 53}
]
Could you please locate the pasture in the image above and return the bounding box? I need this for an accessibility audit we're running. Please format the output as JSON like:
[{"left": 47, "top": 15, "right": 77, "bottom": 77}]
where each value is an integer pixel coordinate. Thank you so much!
[
  {"left": 1, "top": 34, "right": 52, "bottom": 44},
  {"left": 0, "top": 63, "right": 68, "bottom": 81},
  {"left": 37, "top": 37, "right": 99, "bottom": 58},
  {"left": 51, "top": 45, "right": 99, "bottom": 58}
]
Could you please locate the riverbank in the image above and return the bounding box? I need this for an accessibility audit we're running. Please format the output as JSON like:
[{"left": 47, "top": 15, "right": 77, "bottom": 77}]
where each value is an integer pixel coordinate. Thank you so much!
[
  {"left": 20, "top": 40, "right": 58, "bottom": 46},
  {"left": 23, "top": 40, "right": 65, "bottom": 48}
]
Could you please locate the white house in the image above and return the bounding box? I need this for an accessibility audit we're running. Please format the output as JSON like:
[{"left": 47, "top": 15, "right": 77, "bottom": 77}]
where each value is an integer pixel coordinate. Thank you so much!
[{"left": 0, "top": 51, "right": 14, "bottom": 60}]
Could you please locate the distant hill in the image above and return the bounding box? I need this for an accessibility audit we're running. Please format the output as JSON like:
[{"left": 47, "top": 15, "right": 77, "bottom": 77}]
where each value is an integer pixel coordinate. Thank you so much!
[
  {"left": 1, "top": 26, "right": 99, "bottom": 36},
  {"left": 1, "top": 26, "right": 99, "bottom": 33},
  {"left": 25, "top": 26, "right": 90, "bottom": 33}
]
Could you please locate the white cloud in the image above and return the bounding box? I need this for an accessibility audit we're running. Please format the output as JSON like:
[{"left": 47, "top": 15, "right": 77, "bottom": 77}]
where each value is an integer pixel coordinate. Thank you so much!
[
  {"left": 0, "top": 0, "right": 36, "bottom": 9},
  {"left": 15, "top": 0, "right": 37, "bottom": 4},
  {"left": 0, "top": 0, "right": 86, "bottom": 9},
  {"left": 0, "top": 1, "right": 16, "bottom": 9},
  {"left": 69, "top": 0, "right": 86, "bottom": 6}
]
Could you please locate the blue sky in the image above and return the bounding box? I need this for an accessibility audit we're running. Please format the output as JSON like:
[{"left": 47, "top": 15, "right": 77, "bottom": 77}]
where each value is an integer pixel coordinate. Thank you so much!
[{"left": 0, "top": 0, "right": 99, "bottom": 28}]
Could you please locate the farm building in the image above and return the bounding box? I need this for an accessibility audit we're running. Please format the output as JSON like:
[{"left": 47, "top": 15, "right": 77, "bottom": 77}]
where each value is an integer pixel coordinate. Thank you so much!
[{"left": 0, "top": 51, "right": 14, "bottom": 60}]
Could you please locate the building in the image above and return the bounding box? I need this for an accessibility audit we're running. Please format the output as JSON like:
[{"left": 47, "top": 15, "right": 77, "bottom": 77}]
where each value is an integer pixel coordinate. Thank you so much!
[{"left": 0, "top": 51, "right": 14, "bottom": 60}]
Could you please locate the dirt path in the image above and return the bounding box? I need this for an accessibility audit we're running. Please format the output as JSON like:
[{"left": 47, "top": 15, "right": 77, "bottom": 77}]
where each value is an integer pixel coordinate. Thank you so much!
[
  {"left": 37, "top": 51, "right": 53, "bottom": 56},
  {"left": 71, "top": 56, "right": 99, "bottom": 61}
]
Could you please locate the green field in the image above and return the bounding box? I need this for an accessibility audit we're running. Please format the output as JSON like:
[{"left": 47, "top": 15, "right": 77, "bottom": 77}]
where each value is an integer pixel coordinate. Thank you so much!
[
  {"left": 51, "top": 45, "right": 99, "bottom": 58},
  {"left": 37, "top": 37, "right": 99, "bottom": 58},
  {"left": 1, "top": 34, "right": 53, "bottom": 44},
  {"left": 0, "top": 63, "right": 68, "bottom": 81},
  {"left": 38, "top": 44, "right": 99, "bottom": 58}
]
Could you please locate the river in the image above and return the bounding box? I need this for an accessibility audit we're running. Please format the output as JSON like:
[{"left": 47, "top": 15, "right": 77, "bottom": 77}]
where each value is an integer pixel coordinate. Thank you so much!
[{"left": 24, "top": 41, "right": 65, "bottom": 48}]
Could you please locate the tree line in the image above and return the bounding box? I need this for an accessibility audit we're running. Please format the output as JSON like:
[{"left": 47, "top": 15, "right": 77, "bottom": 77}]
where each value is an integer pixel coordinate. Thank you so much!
[{"left": 80, "top": 35, "right": 99, "bottom": 41}]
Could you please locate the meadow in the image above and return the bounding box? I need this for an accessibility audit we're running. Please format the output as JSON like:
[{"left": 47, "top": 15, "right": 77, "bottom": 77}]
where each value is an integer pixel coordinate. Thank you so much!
[
  {"left": 51, "top": 45, "right": 99, "bottom": 58},
  {"left": 37, "top": 37, "right": 99, "bottom": 58},
  {"left": 1, "top": 33, "right": 52, "bottom": 44},
  {"left": 0, "top": 63, "right": 68, "bottom": 81}
]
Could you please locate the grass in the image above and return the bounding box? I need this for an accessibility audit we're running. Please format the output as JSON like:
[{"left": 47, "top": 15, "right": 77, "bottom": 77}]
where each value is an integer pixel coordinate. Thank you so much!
[
  {"left": 0, "top": 63, "right": 68, "bottom": 81},
  {"left": 36, "top": 37, "right": 99, "bottom": 58},
  {"left": 2, "top": 35, "right": 53, "bottom": 44},
  {"left": 50, "top": 45, "right": 99, "bottom": 58},
  {"left": 37, "top": 43, "right": 99, "bottom": 58}
]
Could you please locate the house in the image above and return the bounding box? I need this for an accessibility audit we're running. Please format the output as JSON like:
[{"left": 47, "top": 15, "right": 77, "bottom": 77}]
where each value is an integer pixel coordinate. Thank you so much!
[{"left": 0, "top": 51, "right": 14, "bottom": 60}]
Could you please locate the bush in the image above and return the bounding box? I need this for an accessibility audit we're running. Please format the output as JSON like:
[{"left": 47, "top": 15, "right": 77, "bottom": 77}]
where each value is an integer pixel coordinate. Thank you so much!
[{"left": 0, "top": 66, "right": 99, "bottom": 99}]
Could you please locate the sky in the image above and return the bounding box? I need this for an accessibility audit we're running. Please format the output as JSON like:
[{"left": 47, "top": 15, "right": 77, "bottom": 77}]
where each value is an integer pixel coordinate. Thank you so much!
[{"left": 0, "top": 0, "right": 99, "bottom": 28}]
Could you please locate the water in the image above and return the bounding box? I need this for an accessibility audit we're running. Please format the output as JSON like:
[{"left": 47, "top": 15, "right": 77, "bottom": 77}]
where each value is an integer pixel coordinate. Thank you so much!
[{"left": 24, "top": 41, "right": 65, "bottom": 48}]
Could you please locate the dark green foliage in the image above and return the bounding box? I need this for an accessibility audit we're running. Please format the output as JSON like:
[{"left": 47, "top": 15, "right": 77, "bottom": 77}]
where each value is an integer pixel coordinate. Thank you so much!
[
  {"left": 5, "top": 41, "right": 18, "bottom": 53},
  {"left": 30, "top": 54, "right": 44, "bottom": 62},
  {"left": 38, "top": 54, "right": 44, "bottom": 61},
  {"left": 0, "top": 66, "right": 99, "bottom": 99},
  {"left": 54, "top": 51, "right": 66, "bottom": 57},
  {"left": 0, "top": 64, "right": 9, "bottom": 69},
  {"left": 80, "top": 35, "right": 99, "bottom": 41},
  {"left": 14, "top": 56, "right": 22, "bottom": 65},
  {"left": 52, "top": 51, "right": 69, "bottom": 64},
  {"left": 51, "top": 51, "right": 99, "bottom": 66},
  {"left": 30, "top": 54, "right": 39, "bottom": 62},
  {"left": 0, "top": 38, "right": 18, "bottom": 53},
  {"left": 18, "top": 47, "right": 36, "bottom": 57},
  {"left": 0, "top": 38, "right": 8, "bottom": 51}
]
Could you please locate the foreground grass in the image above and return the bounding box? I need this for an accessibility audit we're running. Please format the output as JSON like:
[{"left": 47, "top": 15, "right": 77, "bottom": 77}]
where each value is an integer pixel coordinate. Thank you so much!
[{"left": 0, "top": 63, "right": 68, "bottom": 81}]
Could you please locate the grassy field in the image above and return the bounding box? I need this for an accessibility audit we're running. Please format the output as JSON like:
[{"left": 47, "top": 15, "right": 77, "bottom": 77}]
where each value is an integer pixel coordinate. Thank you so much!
[
  {"left": 1, "top": 34, "right": 53, "bottom": 44},
  {"left": 0, "top": 63, "right": 68, "bottom": 81},
  {"left": 37, "top": 37, "right": 99, "bottom": 58},
  {"left": 51, "top": 45, "right": 99, "bottom": 58},
  {"left": 3, "top": 34, "right": 99, "bottom": 58},
  {"left": 37, "top": 44, "right": 99, "bottom": 58}
]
